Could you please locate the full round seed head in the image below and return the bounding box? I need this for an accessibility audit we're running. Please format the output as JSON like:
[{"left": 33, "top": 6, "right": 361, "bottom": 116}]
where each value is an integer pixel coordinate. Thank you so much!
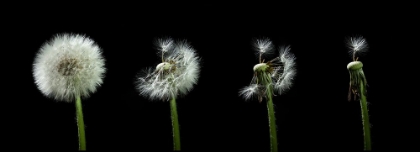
[{"left": 33, "top": 33, "right": 106, "bottom": 102}]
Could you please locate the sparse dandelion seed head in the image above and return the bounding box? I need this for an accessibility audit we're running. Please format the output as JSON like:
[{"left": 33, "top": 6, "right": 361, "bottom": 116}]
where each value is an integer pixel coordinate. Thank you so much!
[
  {"left": 240, "top": 41, "right": 296, "bottom": 101},
  {"left": 33, "top": 33, "right": 106, "bottom": 102},
  {"left": 346, "top": 36, "right": 368, "bottom": 102},
  {"left": 137, "top": 38, "right": 200, "bottom": 101}
]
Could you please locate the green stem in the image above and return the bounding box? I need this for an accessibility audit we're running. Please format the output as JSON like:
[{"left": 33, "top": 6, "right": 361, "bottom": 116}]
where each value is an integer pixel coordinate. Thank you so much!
[
  {"left": 267, "top": 86, "right": 278, "bottom": 152},
  {"left": 75, "top": 96, "right": 86, "bottom": 151},
  {"left": 359, "top": 80, "right": 371, "bottom": 151},
  {"left": 170, "top": 97, "right": 181, "bottom": 151}
]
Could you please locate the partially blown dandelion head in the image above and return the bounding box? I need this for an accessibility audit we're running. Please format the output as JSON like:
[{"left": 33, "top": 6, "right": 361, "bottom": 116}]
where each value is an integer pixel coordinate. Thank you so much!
[
  {"left": 346, "top": 36, "right": 368, "bottom": 102},
  {"left": 137, "top": 38, "right": 200, "bottom": 101},
  {"left": 347, "top": 36, "right": 368, "bottom": 61},
  {"left": 33, "top": 33, "right": 106, "bottom": 102},
  {"left": 240, "top": 39, "right": 296, "bottom": 102}
]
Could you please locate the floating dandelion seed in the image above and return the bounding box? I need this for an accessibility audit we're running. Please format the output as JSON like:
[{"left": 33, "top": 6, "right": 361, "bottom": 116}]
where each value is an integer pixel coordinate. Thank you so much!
[
  {"left": 136, "top": 37, "right": 200, "bottom": 151},
  {"left": 32, "top": 33, "right": 106, "bottom": 150},
  {"left": 239, "top": 38, "right": 296, "bottom": 152}
]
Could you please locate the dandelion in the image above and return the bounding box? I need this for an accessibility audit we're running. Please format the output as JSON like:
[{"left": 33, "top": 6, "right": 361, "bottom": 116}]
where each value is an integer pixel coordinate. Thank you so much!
[
  {"left": 136, "top": 37, "right": 200, "bottom": 151},
  {"left": 239, "top": 38, "right": 296, "bottom": 152},
  {"left": 33, "top": 33, "right": 106, "bottom": 150},
  {"left": 346, "top": 36, "right": 371, "bottom": 150}
]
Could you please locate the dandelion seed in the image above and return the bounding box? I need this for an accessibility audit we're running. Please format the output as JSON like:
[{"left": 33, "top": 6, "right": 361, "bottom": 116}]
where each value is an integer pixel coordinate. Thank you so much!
[
  {"left": 255, "top": 38, "right": 274, "bottom": 54},
  {"left": 157, "top": 37, "right": 175, "bottom": 53},
  {"left": 239, "top": 84, "right": 262, "bottom": 101},
  {"left": 347, "top": 36, "right": 368, "bottom": 61},
  {"left": 254, "top": 38, "right": 275, "bottom": 63}
]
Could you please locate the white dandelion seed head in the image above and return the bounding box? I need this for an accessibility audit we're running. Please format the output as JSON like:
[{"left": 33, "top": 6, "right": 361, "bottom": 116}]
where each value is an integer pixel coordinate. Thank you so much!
[
  {"left": 137, "top": 39, "right": 200, "bottom": 101},
  {"left": 347, "top": 36, "right": 368, "bottom": 55},
  {"left": 254, "top": 38, "right": 274, "bottom": 55},
  {"left": 33, "top": 33, "right": 106, "bottom": 102}
]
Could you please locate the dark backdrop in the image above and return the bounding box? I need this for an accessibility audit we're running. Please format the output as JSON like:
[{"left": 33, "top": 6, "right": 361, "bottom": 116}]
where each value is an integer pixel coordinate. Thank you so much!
[{"left": 4, "top": 3, "right": 414, "bottom": 151}]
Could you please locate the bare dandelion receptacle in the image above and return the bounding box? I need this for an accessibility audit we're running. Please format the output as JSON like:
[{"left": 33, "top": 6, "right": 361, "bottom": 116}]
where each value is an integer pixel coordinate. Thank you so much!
[{"left": 347, "top": 61, "right": 363, "bottom": 70}]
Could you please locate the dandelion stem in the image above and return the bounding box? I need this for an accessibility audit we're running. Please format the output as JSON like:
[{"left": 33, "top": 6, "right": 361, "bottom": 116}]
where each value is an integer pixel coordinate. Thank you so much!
[
  {"left": 75, "top": 95, "right": 86, "bottom": 151},
  {"left": 359, "top": 79, "right": 371, "bottom": 150},
  {"left": 170, "top": 97, "right": 181, "bottom": 151},
  {"left": 266, "top": 85, "right": 278, "bottom": 152}
]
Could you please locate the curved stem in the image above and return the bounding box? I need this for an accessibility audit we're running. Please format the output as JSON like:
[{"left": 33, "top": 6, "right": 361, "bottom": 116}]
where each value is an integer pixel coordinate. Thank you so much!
[
  {"left": 75, "top": 96, "right": 86, "bottom": 151},
  {"left": 359, "top": 80, "right": 371, "bottom": 150},
  {"left": 267, "top": 86, "right": 278, "bottom": 152},
  {"left": 170, "top": 97, "right": 181, "bottom": 151}
]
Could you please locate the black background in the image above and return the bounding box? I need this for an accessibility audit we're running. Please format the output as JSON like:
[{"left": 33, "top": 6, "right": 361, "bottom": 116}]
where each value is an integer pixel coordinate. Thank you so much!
[{"left": 4, "top": 3, "right": 415, "bottom": 151}]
